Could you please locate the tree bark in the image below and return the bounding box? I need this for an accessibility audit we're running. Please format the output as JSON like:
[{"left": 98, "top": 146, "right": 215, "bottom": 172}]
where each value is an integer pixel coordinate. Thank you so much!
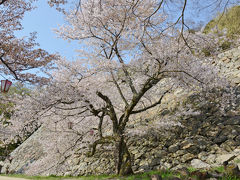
[{"left": 115, "top": 135, "right": 133, "bottom": 175}]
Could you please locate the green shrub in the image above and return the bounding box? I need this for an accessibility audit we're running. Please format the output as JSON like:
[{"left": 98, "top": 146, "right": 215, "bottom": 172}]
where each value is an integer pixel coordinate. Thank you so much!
[
  {"left": 220, "top": 40, "right": 232, "bottom": 50},
  {"left": 202, "top": 48, "right": 212, "bottom": 57}
]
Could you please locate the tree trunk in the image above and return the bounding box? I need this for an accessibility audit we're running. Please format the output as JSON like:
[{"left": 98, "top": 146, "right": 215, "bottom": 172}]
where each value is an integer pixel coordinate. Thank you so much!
[{"left": 115, "top": 135, "right": 133, "bottom": 175}]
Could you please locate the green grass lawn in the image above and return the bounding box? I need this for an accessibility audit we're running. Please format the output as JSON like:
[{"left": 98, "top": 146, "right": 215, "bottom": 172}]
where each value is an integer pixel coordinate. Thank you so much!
[{"left": 1, "top": 168, "right": 240, "bottom": 180}]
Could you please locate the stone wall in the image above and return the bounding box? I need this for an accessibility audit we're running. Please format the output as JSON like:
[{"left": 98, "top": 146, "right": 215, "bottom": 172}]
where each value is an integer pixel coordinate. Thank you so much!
[
  {"left": 1, "top": 91, "right": 240, "bottom": 176},
  {"left": 64, "top": 91, "right": 240, "bottom": 175},
  {"left": 214, "top": 46, "right": 240, "bottom": 85}
]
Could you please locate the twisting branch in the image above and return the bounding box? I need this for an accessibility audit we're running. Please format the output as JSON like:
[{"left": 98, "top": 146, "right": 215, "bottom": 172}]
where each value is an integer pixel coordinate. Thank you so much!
[
  {"left": 178, "top": 0, "right": 193, "bottom": 50},
  {"left": 101, "top": 46, "right": 128, "bottom": 106},
  {"left": 96, "top": 91, "right": 119, "bottom": 133},
  {"left": 119, "top": 72, "right": 165, "bottom": 130},
  {"left": 131, "top": 88, "right": 171, "bottom": 114},
  {"left": 75, "top": 0, "right": 82, "bottom": 15},
  {"left": 115, "top": 46, "right": 137, "bottom": 95},
  {"left": 161, "top": 70, "right": 204, "bottom": 84},
  {"left": 110, "top": 71, "right": 128, "bottom": 106},
  {"left": 88, "top": 136, "right": 115, "bottom": 156},
  {"left": 98, "top": 112, "right": 105, "bottom": 138},
  {"left": 144, "top": 0, "right": 164, "bottom": 21},
  {"left": 0, "top": 55, "right": 20, "bottom": 80}
]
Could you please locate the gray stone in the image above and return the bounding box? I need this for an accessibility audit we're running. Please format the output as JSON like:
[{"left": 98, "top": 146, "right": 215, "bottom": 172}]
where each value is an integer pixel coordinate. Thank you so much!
[
  {"left": 64, "top": 171, "right": 72, "bottom": 176},
  {"left": 213, "top": 135, "right": 228, "bottom": 144},
  {"left": 232, "top": 49, "right": 240, "bottom": 57},
  {"left": 198, "top": 152, "right": 208, "bottom": 161},
  {"left": 232, "top": 56, "right": 239, "bottom": 62},
  {"left": 186, "top": 145, "right": 201, "bottom": 155},
  {"left": 154, "top": 150, "right": 168, "bottom": 158},
  {"left": 151, "top": 174, "right": 162, "bottom": 180},
  {"left": 206, "top": 154, "right": 217, "bottom": 164},
  {"left": 220, "top": 143, "right": 234, "bottom": 152},
  {"left": 138, "top": 165, "right": 151, "bottom": 171},
  {"left": 132, "top": 165, "right": 139, "bottom": 171},
  {"left": 234, "top": 148, "right": 240, "bottom": 153},
  {"left": 181, "top": 153, "right": 195, "bottom": 163},
  {"left": 223, "top": 116, "right": 240, "bottom": 125},
  {"left": 174, "top": 150, "right": 186, "bottom": 156},
  {"left": 215, "top": 154, "right": 236, "bottom": 164},
  {"left": 168, "top": 144, "right": 179, "bottom": 153},
  {"left": 218, "top": 53, "right": 225, "bottom": 59},
  {"left": 1, "top": 162, "right": 10, "bottom": 174},
  {"left": 150, "top": 158, "right": 161, "bottom": 166},
  {"left": 237, "top": 163, "right": 240, "bottom": 170},
  {"left": 191, "top": 159, "right": 210, "bottom": 169},
  {"left": 162, "top": 162, "right": 172, "bottom": 169}
]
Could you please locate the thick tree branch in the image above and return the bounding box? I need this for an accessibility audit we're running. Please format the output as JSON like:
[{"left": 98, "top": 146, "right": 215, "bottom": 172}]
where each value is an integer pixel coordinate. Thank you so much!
[
  {"left": 88, "top": 136, "right": 115, "bottom": 156},
  {"left": 98, "top": 112, "right": 104, "bottom": 138},
  {"left": 119, "top": 72, "right": 165, "bottom": 131},
  {"left": 96, "top": 91, "right": 119, "bottom": 133}
]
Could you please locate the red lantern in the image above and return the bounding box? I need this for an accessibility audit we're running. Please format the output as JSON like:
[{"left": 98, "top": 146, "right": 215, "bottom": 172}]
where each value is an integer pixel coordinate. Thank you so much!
[
  {"left": 90, "top": 129, "right": 94, "bottom": 135},
  {"left": 1, "top": 80, "right": 12, "bottom": 93}
]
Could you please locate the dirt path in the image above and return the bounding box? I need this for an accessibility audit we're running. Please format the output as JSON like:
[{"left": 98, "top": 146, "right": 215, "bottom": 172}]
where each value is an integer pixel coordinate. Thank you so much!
[{"left": 0, "top": 176, "right": 28, "bottom": 180}]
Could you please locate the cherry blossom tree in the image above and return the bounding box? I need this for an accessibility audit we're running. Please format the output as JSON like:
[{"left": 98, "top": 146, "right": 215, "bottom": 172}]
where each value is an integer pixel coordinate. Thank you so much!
[
  {"left": 0, "top": 0, "right": 59, "bottom": 161},
  {"left": 10, "top": 0, "right": 239, "bottom": 176},
  {"left": 0, "top": 0, "right": 57, "bottom": 84}
]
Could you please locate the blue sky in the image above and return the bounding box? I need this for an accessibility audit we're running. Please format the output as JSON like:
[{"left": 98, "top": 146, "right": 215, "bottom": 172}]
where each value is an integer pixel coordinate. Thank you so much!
[
  {"left": 15, "top": 0, "right": 79, "bottom": 61},
  {"left": 15, "top": 0, "right": 238, "bottom": 62},
  {"left": 16, "top": 0, "right": 209, "bottom": 63}
]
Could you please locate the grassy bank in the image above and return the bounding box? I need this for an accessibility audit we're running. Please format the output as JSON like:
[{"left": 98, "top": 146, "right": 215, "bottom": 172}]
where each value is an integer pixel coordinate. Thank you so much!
[{"left": 1, "top": 168, "right": 240, "bottom": 180}]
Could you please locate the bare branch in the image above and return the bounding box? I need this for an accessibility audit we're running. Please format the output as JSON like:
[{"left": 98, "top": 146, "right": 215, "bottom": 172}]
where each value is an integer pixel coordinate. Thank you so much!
[
  {"left": 131, "top": 88, "right": 171, "bottom": 114},
  {"left": 0, "top": 55, "right": 20, "bottom": 80},
  {"left": 144, "top": 0, "right": 164, "bottom": 21},
  {"left": 110, "top": 71, "right": 128, "bottom": 106},
  {"left": 115, "top": 46, "right": 137, "bottom": 95}
]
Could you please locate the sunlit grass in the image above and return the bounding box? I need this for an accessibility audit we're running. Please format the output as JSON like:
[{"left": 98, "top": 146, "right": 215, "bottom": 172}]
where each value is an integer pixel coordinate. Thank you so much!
[{"left": 1, "top": 167, "right": 239, "bottom": 180}]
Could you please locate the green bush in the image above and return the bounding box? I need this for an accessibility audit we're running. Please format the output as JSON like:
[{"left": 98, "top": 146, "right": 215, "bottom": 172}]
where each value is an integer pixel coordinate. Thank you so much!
[
  {"left": 202, "top": 48, "right": 212, "bottom": 57},
  {"left": 220, "top": 40, "right": 232, "bottom": 50}
]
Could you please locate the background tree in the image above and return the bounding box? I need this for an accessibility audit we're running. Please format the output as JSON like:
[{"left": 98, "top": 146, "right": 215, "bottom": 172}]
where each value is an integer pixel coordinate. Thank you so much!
[
  {"left": 0, "top": 0, "right": 57, "bottom": 84},
  {"left": 0, "top": 0, "right": 59, "bottom": 162}
]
